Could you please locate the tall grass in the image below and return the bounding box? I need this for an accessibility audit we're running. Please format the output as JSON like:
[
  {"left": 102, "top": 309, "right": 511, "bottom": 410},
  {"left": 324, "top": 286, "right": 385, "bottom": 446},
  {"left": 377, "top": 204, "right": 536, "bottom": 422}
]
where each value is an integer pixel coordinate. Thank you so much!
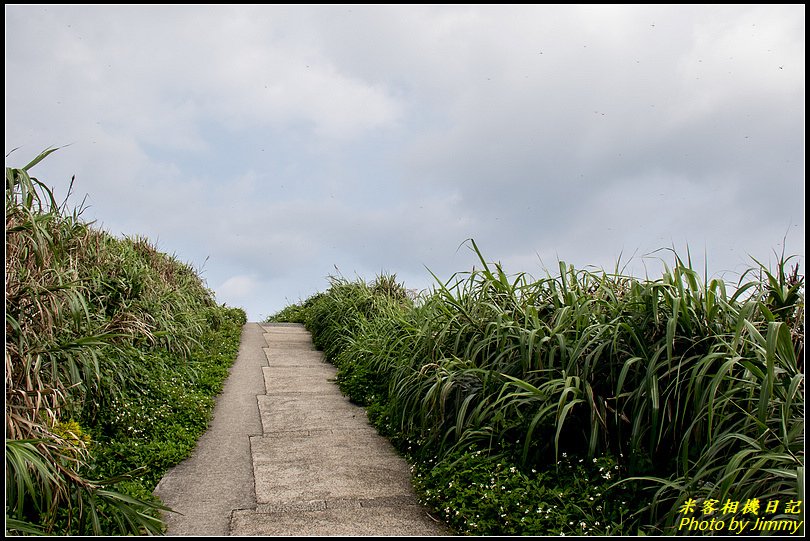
[
  {"left": 5, "top": 149, "right": 241, "bottom": 534},
  {"left": 273, "top": 239, "right": 804, "bottom": 534}
]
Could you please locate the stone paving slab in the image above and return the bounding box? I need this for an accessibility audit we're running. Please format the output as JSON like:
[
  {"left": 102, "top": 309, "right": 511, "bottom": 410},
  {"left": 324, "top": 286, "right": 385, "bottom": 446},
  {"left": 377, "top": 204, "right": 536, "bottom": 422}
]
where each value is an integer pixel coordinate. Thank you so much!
[
  {"left": 250, "top": 494, "right": 420, "bottom": 514},
  {"left": 260, "top": 323, "right": 307, "bottom": 330},
  {"left": 230, "top": 505, "right": 446, "bottom": 536},
  {"left": 257, "top": 393, "right": 368, "bottom": 433},
  {"left": 263, "top": 330, "right": 313, "bottom": 339},
  {"left": 262, "top": 347, "right": 326, "bottom": 366},
  {"left": 263, "top": 337, "right": 316, "bottom": 350},
  {"left": 262, "top": 365, "right": 338, "bottom": 394},
  {"left": 250, "top": 430, "right": 416, "bottom": 504}
]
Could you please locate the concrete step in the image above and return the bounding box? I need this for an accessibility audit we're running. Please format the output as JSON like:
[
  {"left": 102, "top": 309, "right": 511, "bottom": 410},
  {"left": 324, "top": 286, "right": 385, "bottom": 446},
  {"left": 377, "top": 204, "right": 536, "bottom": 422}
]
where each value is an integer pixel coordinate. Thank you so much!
[
  {"left": 262, "top": 365, "right": 338, "bottom": 394},
  {"left": 262, "top": 333, "right": 316, "bottom": 348},
  {"left": 262, "top": 347, "right": 326, "bottom": 366},
  {"left": 230, "top": 503, "right": 445, "bottom": 536},
  {"left": 250, "top": 429, "right": 415, "bottom": 504},
  {"left": 257, "top": 393, "right": 365, "bottom": 433}
]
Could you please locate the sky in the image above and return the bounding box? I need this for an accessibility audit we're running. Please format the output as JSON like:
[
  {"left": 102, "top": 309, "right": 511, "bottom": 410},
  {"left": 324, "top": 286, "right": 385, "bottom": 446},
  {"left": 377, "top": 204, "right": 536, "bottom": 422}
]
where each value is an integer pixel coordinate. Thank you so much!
[{"left": 5, "top": 5, "right": 805, "bottom": 321}]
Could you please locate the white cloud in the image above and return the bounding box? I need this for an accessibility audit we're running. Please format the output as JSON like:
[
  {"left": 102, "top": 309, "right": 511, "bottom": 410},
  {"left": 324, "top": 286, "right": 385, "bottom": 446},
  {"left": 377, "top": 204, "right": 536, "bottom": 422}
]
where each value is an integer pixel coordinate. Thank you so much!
[
  {"left": 217, "top": 274, "right": 259, "bottom": 301},
  {"left": 5, "top": 5, "right": 804, "bottom": 321}
]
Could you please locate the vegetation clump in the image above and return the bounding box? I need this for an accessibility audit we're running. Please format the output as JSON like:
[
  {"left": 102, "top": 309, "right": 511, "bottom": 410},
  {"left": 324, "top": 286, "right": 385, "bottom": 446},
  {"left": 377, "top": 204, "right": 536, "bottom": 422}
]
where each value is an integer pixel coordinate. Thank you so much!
[
  {"left": 270, "top": 240, "right": 804, "bottom": 535},
  {"left": 5, "top": 149, "right": 246, "bottom": 535}
]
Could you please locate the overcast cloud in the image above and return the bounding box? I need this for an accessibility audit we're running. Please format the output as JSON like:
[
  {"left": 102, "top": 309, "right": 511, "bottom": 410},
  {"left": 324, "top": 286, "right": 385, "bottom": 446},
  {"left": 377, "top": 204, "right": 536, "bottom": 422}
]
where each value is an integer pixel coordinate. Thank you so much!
[{"left": 5, "top": 5, "right": 804, "bottom": 321}]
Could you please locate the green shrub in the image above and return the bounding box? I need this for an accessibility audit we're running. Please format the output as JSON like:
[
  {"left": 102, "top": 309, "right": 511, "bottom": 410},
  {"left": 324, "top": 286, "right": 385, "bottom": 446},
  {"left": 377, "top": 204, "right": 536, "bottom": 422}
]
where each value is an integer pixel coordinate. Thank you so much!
[{"left": 5, "top": 149, "right": 245, "bottom": 535}]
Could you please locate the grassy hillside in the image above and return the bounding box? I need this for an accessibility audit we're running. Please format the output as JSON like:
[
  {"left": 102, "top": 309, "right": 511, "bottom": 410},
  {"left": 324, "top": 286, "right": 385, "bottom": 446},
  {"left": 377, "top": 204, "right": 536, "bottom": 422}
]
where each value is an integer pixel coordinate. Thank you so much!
[
  {"left": 269, "top": 240, "right": 804, "bottom": 535},
  {"left": 5, "top": 149, "right": 246, "bottom": 535}
]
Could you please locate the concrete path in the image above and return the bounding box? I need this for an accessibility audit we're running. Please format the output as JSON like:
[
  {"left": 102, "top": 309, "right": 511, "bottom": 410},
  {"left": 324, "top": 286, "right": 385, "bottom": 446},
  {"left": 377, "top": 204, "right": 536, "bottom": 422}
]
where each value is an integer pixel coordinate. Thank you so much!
[
  {"left": 154, "top": 322, "right": 267, "bottom": 535},
  {"left": 155, "top": 323, "right": 447, "bottom": 536}
]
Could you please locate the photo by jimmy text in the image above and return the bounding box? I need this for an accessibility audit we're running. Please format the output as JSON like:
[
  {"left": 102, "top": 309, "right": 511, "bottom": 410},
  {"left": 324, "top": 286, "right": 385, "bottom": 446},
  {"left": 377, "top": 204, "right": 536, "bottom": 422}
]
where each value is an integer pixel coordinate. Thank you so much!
[{"left": 677, "top": 497, "right": 803, "bottom": 535}]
